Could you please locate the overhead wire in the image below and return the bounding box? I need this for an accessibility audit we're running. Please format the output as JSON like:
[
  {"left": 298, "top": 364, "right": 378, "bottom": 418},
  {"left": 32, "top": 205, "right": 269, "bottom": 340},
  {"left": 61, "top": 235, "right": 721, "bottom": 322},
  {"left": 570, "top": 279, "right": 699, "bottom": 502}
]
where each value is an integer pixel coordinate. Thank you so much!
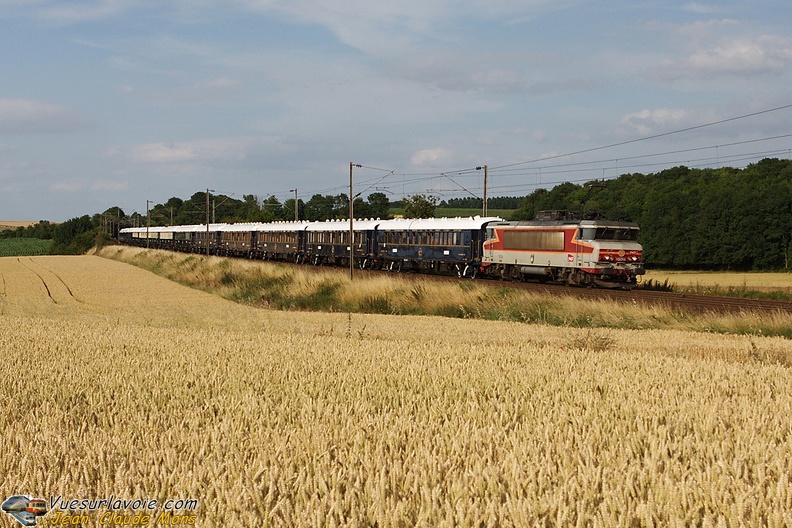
[
  {"left": 489, "top": 103, "right": 792, "bottom": 170},
  {"left": 202, "top": 103, "right": 792, "bottom": 208}
]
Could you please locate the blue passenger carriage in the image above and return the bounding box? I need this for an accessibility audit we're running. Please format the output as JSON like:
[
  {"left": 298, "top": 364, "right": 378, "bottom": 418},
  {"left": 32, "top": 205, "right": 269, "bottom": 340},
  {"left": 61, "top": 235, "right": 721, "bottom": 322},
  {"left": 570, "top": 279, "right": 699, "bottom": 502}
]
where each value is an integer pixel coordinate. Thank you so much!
[
  {"left": 376, "top": 217, "right": 501, "bottom": 276},
  {"left": 250, "top": 221, "right": 309, "bottom": 261},
  {"left": 305, "top": 219, "right": 380, "bottom": 266}
]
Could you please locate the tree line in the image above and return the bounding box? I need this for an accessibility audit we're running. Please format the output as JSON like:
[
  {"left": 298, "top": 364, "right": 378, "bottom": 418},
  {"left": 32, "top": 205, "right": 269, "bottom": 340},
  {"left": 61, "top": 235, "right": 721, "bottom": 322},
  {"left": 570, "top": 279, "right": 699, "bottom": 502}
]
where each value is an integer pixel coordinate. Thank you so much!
[
  {"left": 6, "top": 158, "right": 791, "bottom": 269},
  {"left": 440, "top": 196, "right": 522, "bottom": 209},
  {"left": 511, "top": 158, "right": 792, "bottom": 270}
]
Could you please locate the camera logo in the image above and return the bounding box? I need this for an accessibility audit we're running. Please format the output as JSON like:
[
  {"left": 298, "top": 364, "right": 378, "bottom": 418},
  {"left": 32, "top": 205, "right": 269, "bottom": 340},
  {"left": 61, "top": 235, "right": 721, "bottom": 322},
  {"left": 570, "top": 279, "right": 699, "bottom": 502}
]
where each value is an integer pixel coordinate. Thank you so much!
[{"left": 1, "top": 496, "right": 47, "bottom": 527}]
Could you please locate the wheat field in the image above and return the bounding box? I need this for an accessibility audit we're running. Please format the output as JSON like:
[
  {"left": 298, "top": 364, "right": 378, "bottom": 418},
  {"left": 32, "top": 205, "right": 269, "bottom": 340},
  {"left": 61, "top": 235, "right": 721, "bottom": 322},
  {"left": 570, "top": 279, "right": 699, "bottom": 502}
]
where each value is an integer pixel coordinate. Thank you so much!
[
  {"left": 1, "top": 255, "right": 791, "bottom": 526},
  {"left": 644, "top": 270, "right": 792, "bottom": 291}
]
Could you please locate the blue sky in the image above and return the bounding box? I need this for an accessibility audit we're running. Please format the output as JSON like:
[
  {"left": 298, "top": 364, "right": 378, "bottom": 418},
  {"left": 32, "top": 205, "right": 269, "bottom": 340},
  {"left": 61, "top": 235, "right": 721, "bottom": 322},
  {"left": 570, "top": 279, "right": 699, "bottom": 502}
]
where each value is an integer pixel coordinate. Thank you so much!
[{"left": 1, "top": 0, "right": 791, "bottom": 221}]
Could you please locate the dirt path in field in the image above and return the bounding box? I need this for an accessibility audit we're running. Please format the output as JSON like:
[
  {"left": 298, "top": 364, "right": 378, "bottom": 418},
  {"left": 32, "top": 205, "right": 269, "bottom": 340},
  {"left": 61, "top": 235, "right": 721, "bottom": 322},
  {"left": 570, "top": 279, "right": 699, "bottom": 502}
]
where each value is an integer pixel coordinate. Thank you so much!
[{"left": 16, "top": 256, "right": 85, "bottom": 305}]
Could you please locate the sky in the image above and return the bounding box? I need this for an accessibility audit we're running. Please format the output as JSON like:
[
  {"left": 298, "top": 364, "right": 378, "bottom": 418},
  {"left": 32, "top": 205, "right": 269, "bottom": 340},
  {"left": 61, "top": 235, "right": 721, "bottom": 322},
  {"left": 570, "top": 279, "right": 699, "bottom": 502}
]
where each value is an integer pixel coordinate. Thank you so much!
[{"left": 1, "top": 0, "right": 792, "bottom": 221}]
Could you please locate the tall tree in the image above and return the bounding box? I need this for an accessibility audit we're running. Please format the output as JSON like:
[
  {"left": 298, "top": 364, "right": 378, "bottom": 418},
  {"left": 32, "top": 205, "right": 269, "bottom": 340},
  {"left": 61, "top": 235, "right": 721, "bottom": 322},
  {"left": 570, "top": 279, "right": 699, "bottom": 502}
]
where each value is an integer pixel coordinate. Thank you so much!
[
  {"left": 367, "top": 192, "right": 392, "bottom": 219},
  {"left": 403, "top": 194, "right": 438, "bottom": 218}
]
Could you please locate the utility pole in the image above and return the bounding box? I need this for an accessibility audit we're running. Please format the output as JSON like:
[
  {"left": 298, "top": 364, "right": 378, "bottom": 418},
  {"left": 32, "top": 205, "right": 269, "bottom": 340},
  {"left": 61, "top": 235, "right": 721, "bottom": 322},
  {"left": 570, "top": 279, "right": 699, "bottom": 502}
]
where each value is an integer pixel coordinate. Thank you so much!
[
  {"left": 205, "top": 188, "right": 214, "bottom": 256},
  {"left": 484, "top": 165, "right": 488, "bottom": 216},
  {"left": 146, "top": 200, "right": 152, "bottom": 249},
  {"left": 289, "top": 188, "right": 299, "bottom": 221},
  {"left": 477, "top": 165, "right": 488, "bottom": 216},
  {"left": 349, "top": 163, "right": 361, "bottom": 280}
]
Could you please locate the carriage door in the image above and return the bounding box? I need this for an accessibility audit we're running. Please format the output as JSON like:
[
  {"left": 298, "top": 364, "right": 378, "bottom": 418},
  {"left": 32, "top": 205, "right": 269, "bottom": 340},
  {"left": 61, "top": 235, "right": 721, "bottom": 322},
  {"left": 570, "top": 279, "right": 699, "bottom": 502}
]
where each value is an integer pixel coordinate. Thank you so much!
[{"left": 470, "top": 228, "right": 482, "bottom": 261}]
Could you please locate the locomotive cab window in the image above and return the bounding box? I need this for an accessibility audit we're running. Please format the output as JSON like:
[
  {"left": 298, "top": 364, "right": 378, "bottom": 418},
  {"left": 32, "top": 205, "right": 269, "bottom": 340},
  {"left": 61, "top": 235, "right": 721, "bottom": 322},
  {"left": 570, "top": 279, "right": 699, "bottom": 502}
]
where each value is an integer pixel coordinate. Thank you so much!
[{"left": 580, "top": 227, "right": 639, "bottom": 241}]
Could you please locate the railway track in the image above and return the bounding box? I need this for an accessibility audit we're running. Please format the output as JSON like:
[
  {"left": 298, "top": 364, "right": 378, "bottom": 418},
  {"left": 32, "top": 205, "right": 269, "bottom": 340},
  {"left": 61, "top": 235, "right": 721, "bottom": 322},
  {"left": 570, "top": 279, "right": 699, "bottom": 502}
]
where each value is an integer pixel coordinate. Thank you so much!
[
  {"left": 135, "top": 246, "right": 792, "bottom": 316},
  {"left": 342, "top": 266, "right": 792, "bottom": 315},
  {"left": 536, "top": 285, "right": 792, "bottom": 315}
]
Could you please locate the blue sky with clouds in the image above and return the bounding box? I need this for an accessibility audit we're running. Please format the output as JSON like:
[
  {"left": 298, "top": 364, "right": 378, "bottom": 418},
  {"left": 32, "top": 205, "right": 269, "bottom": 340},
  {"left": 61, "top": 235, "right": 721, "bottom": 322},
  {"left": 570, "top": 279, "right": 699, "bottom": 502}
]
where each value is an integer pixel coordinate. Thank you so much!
[{"left": 1, "top": 0, "right": 791, "bottom": 221}]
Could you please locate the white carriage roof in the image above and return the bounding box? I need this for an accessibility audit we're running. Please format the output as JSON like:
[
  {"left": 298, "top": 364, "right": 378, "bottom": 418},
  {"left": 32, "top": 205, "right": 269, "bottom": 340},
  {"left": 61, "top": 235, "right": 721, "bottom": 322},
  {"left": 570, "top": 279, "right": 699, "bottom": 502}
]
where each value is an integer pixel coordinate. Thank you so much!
[
  {"left": 175, "top": 223, "right": 225, "bottom": 232},
  {"left": 377, "top": 216, "right": 502, "bottom": 231},
  {"left": 218, "top": 221, "right": 310, "bottom": 232},
  {"left": 120, "top": 216, "right": 504, "bottom": 234},
  {"left": 121, "top": 224, "right": 221, "bottom": 233},
  {"left": 305, "top": 219, "right": 382, "bottom": 232}
]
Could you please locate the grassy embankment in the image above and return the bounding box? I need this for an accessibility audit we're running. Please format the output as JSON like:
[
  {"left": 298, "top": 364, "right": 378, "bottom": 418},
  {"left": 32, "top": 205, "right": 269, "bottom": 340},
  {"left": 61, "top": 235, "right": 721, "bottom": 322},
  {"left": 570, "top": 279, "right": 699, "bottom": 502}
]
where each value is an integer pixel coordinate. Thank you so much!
[{"left": 96, "top": 246, "right": 792, "bottom": 340}]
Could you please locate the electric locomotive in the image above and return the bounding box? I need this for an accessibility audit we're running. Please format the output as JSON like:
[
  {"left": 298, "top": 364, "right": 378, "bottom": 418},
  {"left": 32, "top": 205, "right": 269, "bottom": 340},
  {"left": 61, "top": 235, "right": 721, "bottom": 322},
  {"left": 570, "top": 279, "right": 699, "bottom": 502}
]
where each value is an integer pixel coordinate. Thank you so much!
[{"left": 481, "top": 210, "right": 644, "bottom": 287}]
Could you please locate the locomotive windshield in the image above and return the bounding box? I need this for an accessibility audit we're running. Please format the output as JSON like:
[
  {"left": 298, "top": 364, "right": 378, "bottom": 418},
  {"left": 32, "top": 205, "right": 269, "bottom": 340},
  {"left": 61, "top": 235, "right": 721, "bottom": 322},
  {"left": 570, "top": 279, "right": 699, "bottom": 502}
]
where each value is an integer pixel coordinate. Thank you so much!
[{"left": 579, "top": 227, "right": 639, "bottom": 241}]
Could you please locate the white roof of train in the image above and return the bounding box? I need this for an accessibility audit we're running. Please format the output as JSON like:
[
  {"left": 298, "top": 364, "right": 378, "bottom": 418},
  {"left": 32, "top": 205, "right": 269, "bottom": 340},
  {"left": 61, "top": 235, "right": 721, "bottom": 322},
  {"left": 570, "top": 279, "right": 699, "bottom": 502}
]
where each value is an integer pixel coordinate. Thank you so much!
[
  {"left": 377, "top": 216, "right": 502, "bottom": 231},
  {"left": 305, "top": 219, "right": 382, "bottom": 232},
  {"left": 121, "top": 216, "right": 503, "bottom": 234},
  {"left": 220, "top": 221, "right": 311, "bottom": 232}
]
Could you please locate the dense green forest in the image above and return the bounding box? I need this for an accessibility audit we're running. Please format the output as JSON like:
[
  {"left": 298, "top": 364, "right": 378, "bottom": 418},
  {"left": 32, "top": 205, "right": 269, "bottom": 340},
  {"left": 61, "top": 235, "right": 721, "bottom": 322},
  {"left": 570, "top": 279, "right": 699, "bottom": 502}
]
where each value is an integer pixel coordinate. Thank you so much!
[
  {"left": 511, "top": 158, "right": 792, "bottom": 270},
  {"left": 4, "top": 158, "right": 791, "bottom": 269}
]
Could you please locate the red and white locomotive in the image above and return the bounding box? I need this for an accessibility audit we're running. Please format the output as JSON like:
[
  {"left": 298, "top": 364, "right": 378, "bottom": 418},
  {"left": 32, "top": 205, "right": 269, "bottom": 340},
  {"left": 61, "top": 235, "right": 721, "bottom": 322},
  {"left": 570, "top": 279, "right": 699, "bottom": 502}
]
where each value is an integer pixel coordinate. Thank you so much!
[{"left": 482, "top": 210, "right": 644, "bottom": 287}]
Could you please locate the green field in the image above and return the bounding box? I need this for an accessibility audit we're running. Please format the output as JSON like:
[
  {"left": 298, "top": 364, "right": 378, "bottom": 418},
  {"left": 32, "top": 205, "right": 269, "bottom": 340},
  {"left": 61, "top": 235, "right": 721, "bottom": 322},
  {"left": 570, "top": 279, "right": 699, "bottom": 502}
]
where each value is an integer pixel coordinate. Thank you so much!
[{"left": 0, "top": 237, "right": 52, "bottom": 256}]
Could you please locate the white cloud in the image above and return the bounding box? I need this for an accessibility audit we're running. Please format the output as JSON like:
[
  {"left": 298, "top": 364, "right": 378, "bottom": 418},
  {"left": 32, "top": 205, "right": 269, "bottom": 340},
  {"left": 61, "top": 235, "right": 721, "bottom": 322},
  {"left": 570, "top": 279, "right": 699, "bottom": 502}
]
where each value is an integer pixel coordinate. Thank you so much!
[
  {"left": 658, "top": 20, "right": 792, "bottom": 79},
  {"left": 119, "top": 136, "right": 287, "bottom": 164},
  {"left": 0, "top": 99, "right": 86, "bottom": 134},
  {"left": 234, "top": 0, "right": 576, "bottom": 57},
  {"left": 682, "top": 36, "right": 792, "bottom": 76},
  {"left": 33, "top": 0, "right": 150, "bottom": 24},
  {"left": 410, "top": 147, "right": 454, "bottom": 167},
  {"left": 393, "top": 52, "right": 528, "bottom": 94},
  {"left": 91, "top": 180, "right": 128, "bottom": 191},
  {"left": 682, "top": 3, "right": 725, "bottom": 15},
  {"left": 620, "top": 108, "right": 690, "bottom": 136},
  {"left": 49, "top": 181, "right": 84, "bottom": 192}
]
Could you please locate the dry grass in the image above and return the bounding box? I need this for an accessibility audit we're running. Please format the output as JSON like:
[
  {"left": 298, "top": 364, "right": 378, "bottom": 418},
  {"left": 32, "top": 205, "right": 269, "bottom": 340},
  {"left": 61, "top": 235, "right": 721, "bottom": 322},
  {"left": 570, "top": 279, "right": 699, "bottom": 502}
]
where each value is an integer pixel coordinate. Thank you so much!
[
  {"left": 0, "top": 220, "right": 38, "bottom": 229},
  {"left": 644, "top": 270, "right": 792, "bottom": 290},
  {"left": 2, "top": 255, "right": 792, "bottom": 526}
]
